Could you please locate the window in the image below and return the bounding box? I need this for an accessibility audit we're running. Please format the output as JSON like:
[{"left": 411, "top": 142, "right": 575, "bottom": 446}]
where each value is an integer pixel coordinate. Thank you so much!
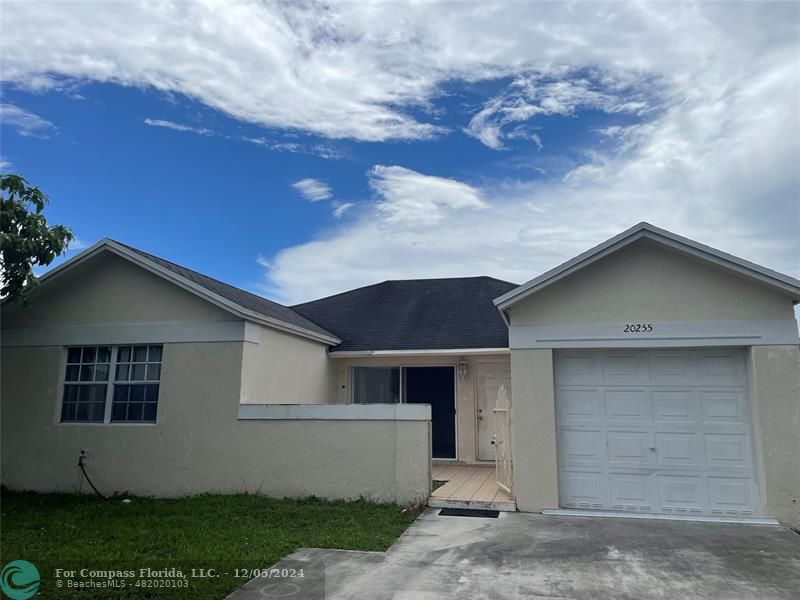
[
  {"left": 112, "top": 345, "right": 162, "bottom": 423},
  {"left": 351, "top": 367, "right": 400, "bottom": 404},
  {"left": 62, "top": 346, "right": 111, "bottom": 422},
  {"left": 61, "top": 345, "right": 163, "bottom": 424}
]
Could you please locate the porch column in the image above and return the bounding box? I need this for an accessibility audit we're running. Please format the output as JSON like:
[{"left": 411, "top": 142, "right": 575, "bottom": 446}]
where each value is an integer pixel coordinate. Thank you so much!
[
  {"left": 511, "top": 348, "right": 559, "bottom": 512},
  {"left": 748, "top": 345, "right": 800, "bottom": 528}
]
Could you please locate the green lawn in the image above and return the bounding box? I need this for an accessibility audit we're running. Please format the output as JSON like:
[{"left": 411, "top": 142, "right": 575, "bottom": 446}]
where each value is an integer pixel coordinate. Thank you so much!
[{"left": 0, "top": 490, "right": 417, "bottom": 599}]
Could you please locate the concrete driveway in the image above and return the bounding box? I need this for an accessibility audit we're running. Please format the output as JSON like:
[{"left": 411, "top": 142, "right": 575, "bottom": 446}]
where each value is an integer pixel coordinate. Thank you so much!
[{"left": 229, "top": 509, "right": 800, "bottom": 600}]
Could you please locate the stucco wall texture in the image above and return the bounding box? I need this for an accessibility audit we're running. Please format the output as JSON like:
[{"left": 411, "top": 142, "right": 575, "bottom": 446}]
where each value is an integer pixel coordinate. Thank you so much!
[
  {"left": 0, "top": 342, "right": 430, "bottom": 504},
  {"left": 1, "top": 252, "right": 235, "bottom": 327},
  {"left": 749, "top": 345, "right": 800, "bottom": 527},
  {"left": 508, "top": 239, "right": 796, "bottom": 327},
  {"left": 240, "top": 324, "right": 337, "bottom": 405}
]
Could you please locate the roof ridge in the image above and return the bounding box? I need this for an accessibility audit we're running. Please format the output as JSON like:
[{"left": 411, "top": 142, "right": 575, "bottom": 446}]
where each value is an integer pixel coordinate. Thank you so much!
[
  {"left": 292, "top": 275, "right": 518, "bottom": 307},
  {"left": 291, "top": 280, "right": 388, "bottom": 307},
  {"left": 382, "top": 275, "right": 518, "bottom": 284}
]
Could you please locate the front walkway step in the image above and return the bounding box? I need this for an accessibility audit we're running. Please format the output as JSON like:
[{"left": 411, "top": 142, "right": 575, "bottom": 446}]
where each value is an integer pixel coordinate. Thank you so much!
[{"left": 428, "top": 497, "right": 517, "bottom": 512}]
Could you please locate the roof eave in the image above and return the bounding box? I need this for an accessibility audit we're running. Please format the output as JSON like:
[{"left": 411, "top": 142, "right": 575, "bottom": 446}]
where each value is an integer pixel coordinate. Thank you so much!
[
  {"left": 16, "top": 240, "right": 342, "bottom": 346},
  {"left": 328, "top": 347, "right": 510, "bottom": 358}
]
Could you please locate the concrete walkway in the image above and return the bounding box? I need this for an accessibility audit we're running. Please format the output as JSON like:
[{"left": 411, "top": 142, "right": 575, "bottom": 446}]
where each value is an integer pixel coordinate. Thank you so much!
[{"left": 228, "top": 509, "right": 800, "bottom": 599}]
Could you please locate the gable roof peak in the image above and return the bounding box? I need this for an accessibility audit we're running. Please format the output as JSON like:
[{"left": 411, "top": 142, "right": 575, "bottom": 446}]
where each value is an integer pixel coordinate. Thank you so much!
[
  {"left": 495, "top": 222, "right": 800, "bottom": 310},
  {"left": 30, "top": 238, "right": 340, "bottom": 345}
]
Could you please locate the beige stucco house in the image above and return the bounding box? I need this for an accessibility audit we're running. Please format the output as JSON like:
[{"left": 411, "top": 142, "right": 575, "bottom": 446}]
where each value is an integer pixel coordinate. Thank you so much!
[{"left": 2, "top": 223, "right": 799, "bottom": 527}]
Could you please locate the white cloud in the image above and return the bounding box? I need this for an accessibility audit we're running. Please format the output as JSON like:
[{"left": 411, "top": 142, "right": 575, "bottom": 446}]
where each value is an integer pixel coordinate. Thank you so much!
[
  {"left": 0, "top": 1, "right": 446, "bottom": 141},
  {"left": 0, "top": 156, "right": 11, "bottom": 170},
  {"left": 466, "top": 73, "right": 656, "bottom": 150},
  {"left": 144, "top": 118, "right": 212, "bottom": 136},
  {"left": 506, "top": 126, "right": 543, "bottom": 150},
  {"left": 2, "top": 1, "right": 766, "bottom": 143},
  {"left": 332, "top": 202, "right": 355, "bottom": 218},
  {"left": 369, "top": 165, "right": 487, "bottom": 227},
  {"left": 292, "top": 178, "right": 332, "bottom": 202},
  {"left": 67, "top": 238, "right": 89, "bottom": 251},
  {"left": 0, "top": 103, "right": 57, "bottom": 138},
  {"left": 146, "top": 119, "right": 343, "bottom": 158}
]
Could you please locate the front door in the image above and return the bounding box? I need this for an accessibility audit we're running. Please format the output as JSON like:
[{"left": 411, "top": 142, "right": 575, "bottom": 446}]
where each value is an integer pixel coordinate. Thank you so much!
[
  {"left": 476, "top": 366, "right": 511, "bottom": 461},
  {"left": 405, "top": 366, "right": 456, "bottom": 459}
]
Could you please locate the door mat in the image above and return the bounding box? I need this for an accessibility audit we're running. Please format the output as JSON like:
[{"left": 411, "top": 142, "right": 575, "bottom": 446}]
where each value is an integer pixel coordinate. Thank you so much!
[{"left": 438, "top": 508, "right": 500, "bottom": 518}]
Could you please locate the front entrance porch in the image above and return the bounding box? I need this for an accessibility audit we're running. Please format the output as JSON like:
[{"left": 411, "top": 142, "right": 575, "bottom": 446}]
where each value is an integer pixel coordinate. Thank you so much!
[{"left": 429, "top": 465, "right": 516, "bottom": 511}]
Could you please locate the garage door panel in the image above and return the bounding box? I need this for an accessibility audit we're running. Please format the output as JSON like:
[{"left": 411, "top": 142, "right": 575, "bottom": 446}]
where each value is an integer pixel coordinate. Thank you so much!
[
  {"left": 605, "top": 390, "right": 650, "bottom": 424},
  {"left": 560, "top": 470, "right": 607, "bottom": 509},
  {"left": 655, "top": 432, "right": 701, "bottom": 468},
  {"left": 608, "top": 431, "right": 652, "bottom": 466},
  {"left": 555, "top": 348, "right": 760, "bottom": 518},
  {"left": 698, "top": 350, "right": 746, "bottom": 385},
  {"left": 558, "top": 388, "right": 602, "bottom": 422},
  {"left": 560, "top": 429, "right": 605, "bottom": 465},
  {"left": 555, "top": 352, "right": 601, "bottom": 385},
  {"left": 657, "top": 474, "right": 706, "bottom": 513},
  {"left": 603, "top": 351, "right": 649, "bottom": 385},
  {"left": 609, "top": 472, "right": 655, "bottom": 511},
  {"left": 707, "top": 477, "right": 755, "bottom": 514},
  {"left": 652, "top": 390, "right": 699, "bottom": 424},
  {"left": 701, "top": 390, "right": 747, "bottom": 423},
  {"left": 704, "top": 434, "right": 753, "bottom": 469},
  {"left": 650, "top": 350, "right": 695, "bottom": 384}
]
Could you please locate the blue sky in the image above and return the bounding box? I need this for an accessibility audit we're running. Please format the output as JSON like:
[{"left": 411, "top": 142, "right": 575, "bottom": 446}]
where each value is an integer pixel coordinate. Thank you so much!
[{"left": 1, "top": 2, "right": 798, "bottom": 306}]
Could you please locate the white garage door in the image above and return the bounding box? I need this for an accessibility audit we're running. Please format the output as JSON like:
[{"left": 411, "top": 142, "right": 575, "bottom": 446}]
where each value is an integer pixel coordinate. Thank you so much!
[{"left": 555, "top": 349, "right": 761, "bottom": 517}]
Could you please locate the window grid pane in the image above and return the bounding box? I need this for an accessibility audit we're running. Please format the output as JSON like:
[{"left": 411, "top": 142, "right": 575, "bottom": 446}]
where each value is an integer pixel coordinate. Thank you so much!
[
  {"left": 111, "top": 345, "right": 162, "bottom": 423},
  {"left": 82, "top": 347, "right": 96, "bottom": 363},
  {"left": 61, "top": 383, "right": 107, "bottom": 423},
  {"left": 62, "top": 346, "right": 112, "bottom": 423}
]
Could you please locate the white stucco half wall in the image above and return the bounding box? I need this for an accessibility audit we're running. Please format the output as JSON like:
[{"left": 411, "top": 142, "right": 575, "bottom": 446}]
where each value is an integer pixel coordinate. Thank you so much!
[{"left": 0, "top": 343, "right": 431, "bottom": 504}]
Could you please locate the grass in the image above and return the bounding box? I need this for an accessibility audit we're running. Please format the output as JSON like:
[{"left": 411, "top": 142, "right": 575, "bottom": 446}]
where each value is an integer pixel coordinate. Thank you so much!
[
  {"left": 0, "top": 489, "right": 418, "bottom": 599},
  {"left": 431, "top": 480, "right": 447, "bottom": 492}
]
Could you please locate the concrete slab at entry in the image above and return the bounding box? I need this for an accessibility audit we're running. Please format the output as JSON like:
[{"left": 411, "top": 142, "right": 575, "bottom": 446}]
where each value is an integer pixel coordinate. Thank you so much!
[{"left": 228, "top": 509, "right": 800, "bottom": 599}]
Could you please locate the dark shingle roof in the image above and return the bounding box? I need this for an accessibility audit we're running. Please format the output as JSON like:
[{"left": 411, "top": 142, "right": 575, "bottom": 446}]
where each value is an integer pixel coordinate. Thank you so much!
[
  {"left": 115, "top": 241, "right": 338, "bottom": 341},
  {"left": 292, "top": 276, "right": 517, "bottom": 352}
]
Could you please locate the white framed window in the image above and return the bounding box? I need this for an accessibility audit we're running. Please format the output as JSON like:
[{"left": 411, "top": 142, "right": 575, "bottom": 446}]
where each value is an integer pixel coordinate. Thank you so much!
[
  {"left": 351, "top": 367, "right": 401, "bottom": 404},
  {"left": 61, "top": 345, "right": 163, "bottom": 424},
  {"left": 62, "top": 346, "right": 112, "bottom": 422}
]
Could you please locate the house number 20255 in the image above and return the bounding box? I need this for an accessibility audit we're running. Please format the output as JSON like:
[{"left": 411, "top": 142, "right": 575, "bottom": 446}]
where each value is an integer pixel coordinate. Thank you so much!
[{"left": 623, "top": 323, "right": 653, "bottom": 333}]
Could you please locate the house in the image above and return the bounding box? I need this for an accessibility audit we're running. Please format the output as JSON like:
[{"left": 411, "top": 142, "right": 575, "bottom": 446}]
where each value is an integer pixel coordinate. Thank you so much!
[{"left": 2, "top": 223, "right": 799, "bottom": 527}]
